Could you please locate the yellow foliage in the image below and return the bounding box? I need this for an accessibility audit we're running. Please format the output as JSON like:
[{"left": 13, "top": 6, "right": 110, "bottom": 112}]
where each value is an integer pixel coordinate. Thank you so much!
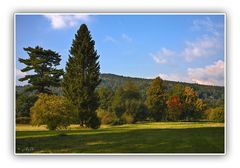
[{"left": 30, "top": 93, "right": 76, "bottom": 130}]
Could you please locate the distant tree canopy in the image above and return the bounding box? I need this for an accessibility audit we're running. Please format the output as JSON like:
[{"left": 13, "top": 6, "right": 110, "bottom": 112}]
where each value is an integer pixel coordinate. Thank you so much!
[
  {"left": 62, "top": 24, "right": 101, "bottom": 129},
  {"left": 18, "top": 46, "right": 64, "bottom": 94}
]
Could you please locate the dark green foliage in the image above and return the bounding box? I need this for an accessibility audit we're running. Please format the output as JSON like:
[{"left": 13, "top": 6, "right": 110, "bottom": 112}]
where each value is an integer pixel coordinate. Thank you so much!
[
  {"left": 97, "top": 87, "right": 114, "bottom": 111},
  {"left": 99, "top": 74, "right": 150, "bottom": 100},
  {"left": 18, "top": 46, "right": 64, "bottom": 94},
  {"left": 62, "top": 24, "right": 101, "bottom": 128},
  {"left": 111, "top": 87, "right": 125, "bottom": 118},
  {"left": 86, "top": 114, "right": 101, "bottom": 129},
  {"left": 124, "top": 99, "right": 148, "bottom": 123},
  {"left": 145, "top": 77, "right": 167, "bottom": 121},
  {"left": 16, "top": 93, "right": 38, "bottom": 118},
  {"left": 122, "top": 81, "right": 141, "bottom": 100},
  {"left": 111, "top": 81, "right": 148, "bottom": 123}
]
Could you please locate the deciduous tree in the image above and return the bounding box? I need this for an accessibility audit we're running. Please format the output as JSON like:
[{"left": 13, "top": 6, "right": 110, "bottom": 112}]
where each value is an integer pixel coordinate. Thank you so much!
[
  {"left": 30, "top": 94, "right": 76, "bottom": 130},
  {"left": 145, "top": 77, "right": 167, "bottom": 121},
  {"left": 166, "top": 96, "right": 183, "bottom": 121}
]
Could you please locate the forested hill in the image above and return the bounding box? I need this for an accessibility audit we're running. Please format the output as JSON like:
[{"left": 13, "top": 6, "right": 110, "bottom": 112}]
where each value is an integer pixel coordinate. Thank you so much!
[{"left": 16, "top": 73, "right": 224, "bottom": 107}]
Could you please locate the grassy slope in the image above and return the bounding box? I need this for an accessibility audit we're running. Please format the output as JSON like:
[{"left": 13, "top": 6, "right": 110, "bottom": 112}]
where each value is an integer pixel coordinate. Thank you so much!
[{"left": 16, "top": 122, "right": 224, "bottom": 154}]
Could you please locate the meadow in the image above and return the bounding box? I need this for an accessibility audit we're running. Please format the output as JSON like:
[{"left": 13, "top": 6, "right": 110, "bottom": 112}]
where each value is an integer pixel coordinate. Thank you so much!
[{"left": 16, "top": 122, "right": 224, "bottom": 154}]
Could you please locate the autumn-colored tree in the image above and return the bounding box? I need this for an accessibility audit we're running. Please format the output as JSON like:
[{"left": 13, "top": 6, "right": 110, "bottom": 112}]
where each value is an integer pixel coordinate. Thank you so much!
[
  {"left": 194, "top": 98, "right": 206, "bottom": 119},
  {"left": 206, "top": 106, "right": 224, "bottom": 122},
  {"left": 182, "top": 86, "right": 205, "bottom": 121},
  {"left": 166, "top": 96, "right": 183, "bottom": 121}
]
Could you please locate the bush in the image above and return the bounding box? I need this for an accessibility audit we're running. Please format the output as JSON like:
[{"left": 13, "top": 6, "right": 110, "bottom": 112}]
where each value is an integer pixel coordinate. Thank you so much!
[
  {"left": 111, "top": 118, "right": 124, "bottom": 125},
  {"left": 97, "top": 109, "right": 118, "bottom": 125},
  {"left": 16, "top": 117, "right": 31, "bottom": 124},
  {"left": 206, "top": 106, "right": 224, "bottom": 122},
  {"left": 30, "top": 93, "right": 76, "bottom": 130},
  {"left": 121, "top": 112, "right": 134, "bottom": 124}
]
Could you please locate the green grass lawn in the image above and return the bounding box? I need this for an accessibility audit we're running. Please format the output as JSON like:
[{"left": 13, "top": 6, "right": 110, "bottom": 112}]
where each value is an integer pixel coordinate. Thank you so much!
[{"left": 16, "top": 122, "right": 224, "bottom": 154}]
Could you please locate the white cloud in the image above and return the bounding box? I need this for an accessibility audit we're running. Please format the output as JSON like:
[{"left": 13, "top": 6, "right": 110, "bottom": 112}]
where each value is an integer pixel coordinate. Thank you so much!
[
  {"left": 16, "top": 68, "right": 27, "bottom": 78},
  {"left": 153, "top": 57, "right": 167, "bottom": 64},
  {"left": 187, "top": 60, "right": 224, "bottom": 86},
  {"left": 183, "top": 17, "right": 224, "bottom": 62},
  {"left": 16, "top": 69, "right": 28, "bottom": 86},
  {"left": 104, "top": 35, "right": 117, "bottom": 43},
  {"left": 151, "top": 48, "right": 175, "bottom": 64},
  {"left": 182, "top": 35, "right": 222, "bottom": 62},
  {"left": 121, "top": 33, "right": 133, "bottom": 42},
  {"left": 192, "top": 17, "right": 223, "bottom": 36},
  {"left": 155, "top": 60, "right": 224, "bottom": 86},
  {"left": 44, "top": 15, "right": 90, "bottom": 29}
]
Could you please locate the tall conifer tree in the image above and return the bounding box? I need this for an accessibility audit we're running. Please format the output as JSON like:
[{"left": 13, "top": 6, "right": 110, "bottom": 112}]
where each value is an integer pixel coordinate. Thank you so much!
[{"left": 62, "top": 24, "right": 101, "bottom": 128}]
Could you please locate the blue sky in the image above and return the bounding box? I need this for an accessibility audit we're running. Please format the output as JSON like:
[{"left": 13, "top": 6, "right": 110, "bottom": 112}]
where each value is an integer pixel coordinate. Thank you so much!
[{"left": 16, "top": 14, "right": 225, "bottom": 86}]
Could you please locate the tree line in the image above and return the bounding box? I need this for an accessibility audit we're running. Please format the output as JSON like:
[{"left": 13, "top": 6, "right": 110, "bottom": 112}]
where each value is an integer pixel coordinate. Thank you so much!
[{"left": 16, "top": 24, "right": 224, "bottom": 130}]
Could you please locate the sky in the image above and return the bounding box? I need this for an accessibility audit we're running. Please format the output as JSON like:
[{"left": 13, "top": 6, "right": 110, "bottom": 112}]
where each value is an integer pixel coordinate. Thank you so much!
[{"left": 15, "top": 14, "right": 225, "bottom": 86}]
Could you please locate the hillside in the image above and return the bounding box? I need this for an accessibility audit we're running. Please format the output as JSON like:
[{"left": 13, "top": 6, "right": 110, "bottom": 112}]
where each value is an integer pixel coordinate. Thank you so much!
[{"left": 16, "top": 73, "right": 224, "bottom": 107}]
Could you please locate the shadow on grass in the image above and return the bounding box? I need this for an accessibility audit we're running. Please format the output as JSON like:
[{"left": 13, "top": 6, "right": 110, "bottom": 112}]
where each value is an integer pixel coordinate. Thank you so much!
[{"left": 16, "top": 127, "right": 224, "bottom": 154}]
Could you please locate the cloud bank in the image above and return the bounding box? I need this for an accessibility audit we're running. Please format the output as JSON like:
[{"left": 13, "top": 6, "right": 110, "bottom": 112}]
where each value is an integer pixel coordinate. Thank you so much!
[
  {"left": 158, "top": 60, "right": 224, "bottom": 86},
  {"left": 187, "top": 60, "right": 224, "bottom": 86}
]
